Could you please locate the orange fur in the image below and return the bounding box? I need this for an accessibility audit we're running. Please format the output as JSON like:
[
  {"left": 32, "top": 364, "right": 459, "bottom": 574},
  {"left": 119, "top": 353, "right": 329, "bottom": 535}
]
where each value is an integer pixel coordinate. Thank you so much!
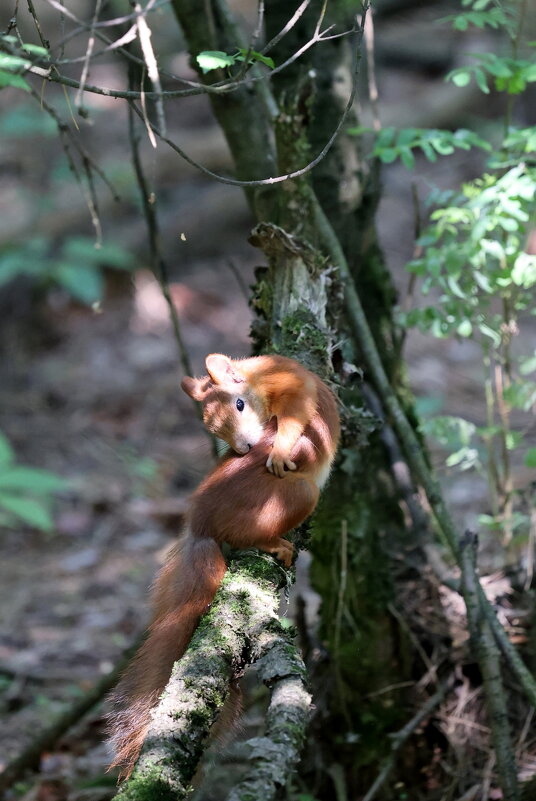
[{"left": 108, "top": 355, "right": 339, "bottom": 778}]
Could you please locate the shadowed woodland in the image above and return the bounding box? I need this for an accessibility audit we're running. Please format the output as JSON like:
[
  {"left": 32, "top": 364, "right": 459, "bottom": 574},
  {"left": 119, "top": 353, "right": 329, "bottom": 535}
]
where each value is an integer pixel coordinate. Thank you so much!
[{"left": 0, "top": 1, "right": 536, "bottom": 800}]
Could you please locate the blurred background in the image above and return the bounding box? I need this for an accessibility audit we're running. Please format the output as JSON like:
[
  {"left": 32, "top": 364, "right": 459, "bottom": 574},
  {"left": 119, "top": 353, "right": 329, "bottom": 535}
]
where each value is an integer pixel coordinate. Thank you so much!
[{"left": 0, "top": 0, "right": 535, "bottom": 797}]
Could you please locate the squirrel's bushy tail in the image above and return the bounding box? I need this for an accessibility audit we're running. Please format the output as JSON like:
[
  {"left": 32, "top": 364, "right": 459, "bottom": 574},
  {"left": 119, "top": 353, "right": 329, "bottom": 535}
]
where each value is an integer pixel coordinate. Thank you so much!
[{"left": 108, "top": 530, "right": 226, "bottom": 778}]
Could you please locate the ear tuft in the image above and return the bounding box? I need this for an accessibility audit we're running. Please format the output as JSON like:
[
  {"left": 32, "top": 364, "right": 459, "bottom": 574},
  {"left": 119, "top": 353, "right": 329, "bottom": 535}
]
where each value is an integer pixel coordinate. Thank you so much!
[
  {"left": 205, "top": 354, "right": 243, "bottom": 385},
  {"left": 181, "top": 376, "right": 205, "bottom": 401}
]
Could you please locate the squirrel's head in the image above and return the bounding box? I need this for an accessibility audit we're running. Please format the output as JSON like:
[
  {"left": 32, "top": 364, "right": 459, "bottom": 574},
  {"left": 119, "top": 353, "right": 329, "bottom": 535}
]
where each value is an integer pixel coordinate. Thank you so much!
[{"left": 181, "top": 354, "right": 266, "bottom": 455}]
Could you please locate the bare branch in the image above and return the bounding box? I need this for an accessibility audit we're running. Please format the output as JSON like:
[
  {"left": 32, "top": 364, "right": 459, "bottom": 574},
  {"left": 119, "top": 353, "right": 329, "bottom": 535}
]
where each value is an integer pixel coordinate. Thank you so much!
[
  {"left": 261, "top": 0, "right": 311, "bottom": 54},
  {"left": 126, "top": 9, "right": 367, "bottom": 188},
  {"left": 76, "top": 0, "right": 102, "bottom": 110},
  {"left": 460, "top": 532, "right": 519, "bottom": 801},
  {"left": 361, "top": 680, "right": 450, "bottom": 801},
  {"left": 225, "top": 642, "right": 311, "bottom": 801},
  {"left": 364, "top": 6, "right": 381, "bottom": 131},
  {"left": 135, "top": 0, "right": 166, "bottom": 137},
  {"left": 127, "top": 87, "right": 217, "bottom": 458}
]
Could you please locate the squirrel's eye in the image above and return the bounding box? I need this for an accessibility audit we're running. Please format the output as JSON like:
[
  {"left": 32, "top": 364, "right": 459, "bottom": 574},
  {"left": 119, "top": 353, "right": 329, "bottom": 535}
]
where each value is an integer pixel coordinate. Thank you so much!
[{"left": 236, "top": 398, "right": 245, "bottom": 412}]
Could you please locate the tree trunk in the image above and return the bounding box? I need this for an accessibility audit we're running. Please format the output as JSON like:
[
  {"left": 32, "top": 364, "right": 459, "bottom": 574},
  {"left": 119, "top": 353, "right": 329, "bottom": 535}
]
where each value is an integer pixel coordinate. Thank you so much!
[{"left": 165, "top": 2, "right": 445, "bottom": 797}]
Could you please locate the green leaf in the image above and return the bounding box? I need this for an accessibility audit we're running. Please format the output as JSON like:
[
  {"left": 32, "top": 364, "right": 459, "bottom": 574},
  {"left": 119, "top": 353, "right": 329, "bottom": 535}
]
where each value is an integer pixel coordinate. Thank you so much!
[
  {"left": 376, "top": 127, "right": 396, "bottom": 148},
  {"left": 196, "top": 50, "right": 236, "bottom": 73},
  {"left": 0, "top": 433, "right": 14, "bottom": 466},
  {"left": 474, "top": 67, "right": 490, "bottom": 93},
  {"left": 0, "top": 493, "right": 53, "bottom": 531},
  {"left": 447, "top": 275, "right": 466, "bottom": 298},
  {"left": 473, "top": 271, "right": 493, "bottom": 293},
  {"left": 21, "top": 43, "right": 49, "bottom": 57},
  {"left": 55, "top": 263, "right": 104, "bottom": 305},
  {"left": 478, "top": 322, "right": 501, "bottom": 347},
  {"left": 519, "top": 353, "right": 536, "bottom": 375},
  {"left": 62, "top": 237, "right": 133, "bottom": 270},
  {"left": 0, "top": 54, "right": 31, "bottom": 71},
  {"left": 457, "top": 319, "right": 472, "bottom": 337},
  {"left": 478, "top": 514, "right": 501, "bottom": 529},
  {"left": 378, "top": 148, "right": 398, "bottom": 163},
  {"left": 512, "top": 253, "right": 536, "bottom": 288},
  {"left": 396, "top": 128, "right": 418, "bottom": 147},
  {"left": 451, "top": 69, "right": 471, "bottom": 87},
  {"left": 235, "top": 49, "right": 274, "bottom": 69},
  {"left": 431, "top": 137, "right": 455, "bottom": 155},
  {"left": 525, "top": 448, "right": 536, "bottom": 468},
  {"left": 400, "top": 147, "right": 415, "bottom": 169},
  {"left": 0, "top": 69, "right": 30, "bottom": 91},
  {"left": 0, "top": 467, "right": 67, "bottom": 493},
  {"left": 346, "top": 125, "right": 370, "bottom": 137},
  {"left": 420, "top": 141, "right": 437, "bottom": 162},
  {"left": 503, "top": 381, "right": 536, "bottom": 411},
  {"left": 483, "top": 56, "right": 513, "bottom": 78},
  {"left": 0, "top": 105, "right": 56, "bottom": 137}
]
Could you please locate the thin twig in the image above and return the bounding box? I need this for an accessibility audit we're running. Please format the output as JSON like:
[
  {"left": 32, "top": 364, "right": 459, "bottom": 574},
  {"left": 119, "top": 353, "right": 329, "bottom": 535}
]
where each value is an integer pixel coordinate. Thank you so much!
[
  {"left": 361, "top": 680, "right": 450, "bottom": 801},
  {"left": 460, "top": 531, "right": 519, "bottom": 801},
  {"left": 76, "top": 0, "right": 102, "bottom": 110},
  {"left": 135, "top": 0, "right": 166, "bottom": 138},
  {"left": 262, "top": 0, "right": 311, "bottom": 55},
  {"left": 126, "top": 8, "right": 367, "bottom": 189},
  {"left": 25, "top": 0, "right": 350, "bottom": 101},
  {"left": 364, "top": 5, "right": 380, "bottom": 131},
  {"left": 127, "top": 91, "right": 217, "bottom": 457},
  {"left": 26, "top": 87, "right": 108, "bottom": 239},
  {"left": 226, "top": 259, "right": 250, "bottom": 303},
  {"left": 524, "top": 508, "right": 536, "bottom": 591},
  {"left": 25, "top": 0, "right": 50, "bottom": 49},
  {"left": 334, "top": 520, "right": 348, "bottom": 657}
]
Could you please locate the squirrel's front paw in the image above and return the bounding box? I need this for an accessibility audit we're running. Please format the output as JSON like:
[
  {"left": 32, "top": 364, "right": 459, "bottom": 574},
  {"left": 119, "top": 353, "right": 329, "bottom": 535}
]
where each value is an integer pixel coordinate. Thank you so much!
[{"left": 266, "top": 451, "right": 297, "bottom": 478}]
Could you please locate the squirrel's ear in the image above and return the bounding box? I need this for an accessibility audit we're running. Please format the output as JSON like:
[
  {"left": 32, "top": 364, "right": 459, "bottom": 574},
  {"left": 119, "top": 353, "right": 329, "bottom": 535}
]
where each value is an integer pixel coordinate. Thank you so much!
[
  {"left": 181, "top": 376, "right": 206, "bottom": 400},
  {"left": 205, "top": 354, "right": 243, "bottom": 385}
]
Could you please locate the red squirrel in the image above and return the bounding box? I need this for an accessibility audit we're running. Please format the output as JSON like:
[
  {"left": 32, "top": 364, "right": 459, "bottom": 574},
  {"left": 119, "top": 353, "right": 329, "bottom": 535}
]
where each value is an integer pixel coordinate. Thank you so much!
[{"left": 108, "top": 353, "right": 340, "bottom": 777}]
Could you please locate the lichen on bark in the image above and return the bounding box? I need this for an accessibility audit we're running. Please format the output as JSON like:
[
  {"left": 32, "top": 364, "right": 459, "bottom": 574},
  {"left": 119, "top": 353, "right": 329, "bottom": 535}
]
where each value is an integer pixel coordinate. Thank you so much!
[{"left": 114, "top": 555, "right": 307, "bottom": 800}]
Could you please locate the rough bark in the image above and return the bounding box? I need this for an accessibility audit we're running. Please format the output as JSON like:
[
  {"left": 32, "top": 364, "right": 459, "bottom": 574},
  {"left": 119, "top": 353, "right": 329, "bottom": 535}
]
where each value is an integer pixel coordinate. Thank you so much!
[
  {"left": 114, "top": 555, "right": 309, "bottom": 801},
  {"left": 119, "top": 1, "right": 445, "bottom": 798},
  {"left": 460, "top": 533, "right": 520, "bottom": 801}
]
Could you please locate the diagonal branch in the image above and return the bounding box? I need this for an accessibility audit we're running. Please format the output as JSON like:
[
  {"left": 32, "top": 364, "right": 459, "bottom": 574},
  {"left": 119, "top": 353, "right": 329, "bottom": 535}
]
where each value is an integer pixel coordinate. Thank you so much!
[
  {"left": 311, "top": 193, "right": 536, "bottom": 713},
  {"left": 113, "top": 555, "right": 304, "bottom": 801},
  {"left": 460, "top": 532, "right": 519, "bottom": 801}
]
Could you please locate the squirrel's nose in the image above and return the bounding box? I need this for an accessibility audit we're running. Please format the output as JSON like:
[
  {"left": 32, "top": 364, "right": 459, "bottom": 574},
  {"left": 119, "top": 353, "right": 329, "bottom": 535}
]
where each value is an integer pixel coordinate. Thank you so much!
[{"left": 246, "top": 444, "right": 252, "bottom": 451}]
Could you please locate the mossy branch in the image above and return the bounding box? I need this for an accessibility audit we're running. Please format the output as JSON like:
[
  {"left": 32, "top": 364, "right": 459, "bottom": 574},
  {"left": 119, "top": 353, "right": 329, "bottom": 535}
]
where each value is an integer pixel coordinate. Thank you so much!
[
  {"left": 114, "top": 554, "right": 307, "bottom": 801},
  {"left": 226, "top": 626, "right": 311, "bottom": 801},
  {"left": 460, "top": 532, "right": 519, "bottom": 801}
]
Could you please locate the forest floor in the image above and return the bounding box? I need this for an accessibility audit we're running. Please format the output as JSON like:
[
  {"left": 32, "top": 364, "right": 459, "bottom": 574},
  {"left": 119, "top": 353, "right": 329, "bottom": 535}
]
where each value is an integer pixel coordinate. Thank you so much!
[{"left": 0, "top": 3, "right": 535, "bottom": 800}]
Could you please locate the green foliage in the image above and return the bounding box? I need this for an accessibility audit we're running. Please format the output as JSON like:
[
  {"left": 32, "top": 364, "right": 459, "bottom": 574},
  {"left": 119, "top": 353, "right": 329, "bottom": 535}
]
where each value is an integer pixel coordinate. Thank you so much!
[
  {"left": 196, "top": 48, "right": 274, "bottom": 74},
  {"left": 442, "top": 7, "right": 511, "bottom": 31},
  {"left": 0, "top": 236, "right": 134, "bottom": 305},
  {"left": 0, "top": 432, "right": 67, "bottom": 532},
  {"left": 421, "top": 416, "right": 480, "bottom": 472},
  {"left": 390, "top": 0, "right": 536, "bottom": 544},
  {"left": 447, "top": 53, "right": 536, "bottom": 95},
  {"left": 402, "top": 164, "right": 536, "bottom": 340},
  {"left": 525, "top": 448, "right": 536, "bottom": 468},
  {"left": 0, "top": 104, "right": 57, "bottom": 137},
  {"left": 348, "top": 126, "right": 491, "bottom": 169},
  {"left": 0, "top": 34, "right": 49, "bottom": 93}
]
